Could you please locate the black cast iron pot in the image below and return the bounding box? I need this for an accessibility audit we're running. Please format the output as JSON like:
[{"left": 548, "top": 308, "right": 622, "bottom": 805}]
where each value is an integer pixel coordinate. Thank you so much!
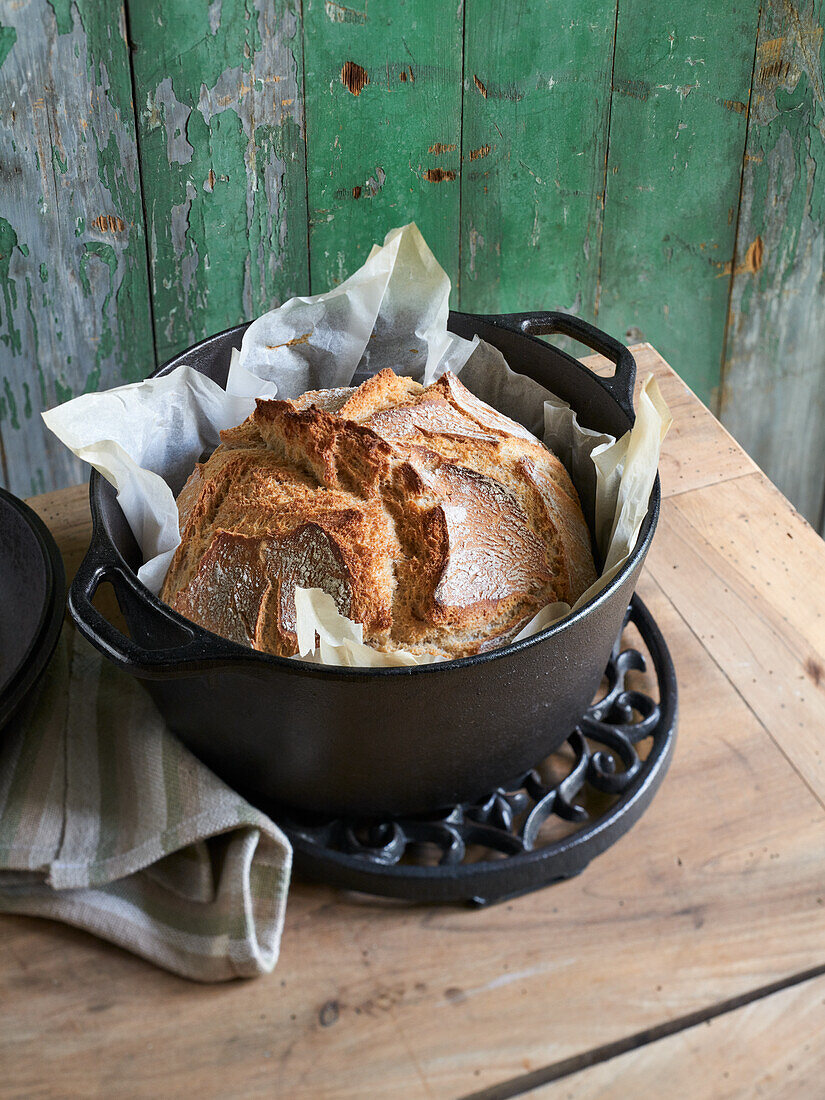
[
  {"left": 0, "top": 489, "right": 66, "bottom": 732},
  {"left": 69, "top": 312, "right": 659, "bottom": 817}
]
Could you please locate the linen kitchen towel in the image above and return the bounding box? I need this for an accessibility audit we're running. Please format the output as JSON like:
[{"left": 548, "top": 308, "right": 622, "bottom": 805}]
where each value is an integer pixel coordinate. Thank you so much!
[{"left": 0, "top": 626, "right": 292, "bottom": 982}]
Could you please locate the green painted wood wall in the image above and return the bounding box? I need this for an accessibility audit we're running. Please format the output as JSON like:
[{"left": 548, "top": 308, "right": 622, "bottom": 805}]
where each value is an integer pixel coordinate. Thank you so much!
[{"left": 2, "top": 0, "right": 824, "bottom": 536}]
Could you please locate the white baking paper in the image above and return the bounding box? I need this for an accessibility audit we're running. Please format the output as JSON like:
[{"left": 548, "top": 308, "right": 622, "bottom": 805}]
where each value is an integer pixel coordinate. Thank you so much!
[{"left": 43, "top": 222, "right": 670, "bottom": 668}]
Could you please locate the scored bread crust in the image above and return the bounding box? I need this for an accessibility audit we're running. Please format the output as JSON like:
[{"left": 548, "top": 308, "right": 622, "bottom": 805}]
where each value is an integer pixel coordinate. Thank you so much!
[{"left": 160, "top": 368, "right": 598, "bottom": 659}]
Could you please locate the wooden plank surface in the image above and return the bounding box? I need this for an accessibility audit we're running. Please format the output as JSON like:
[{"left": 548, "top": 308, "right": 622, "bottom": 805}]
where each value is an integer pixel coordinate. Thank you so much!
[
  {"left": 3, "top": 571, "right": 825, "bottom": 1098},
  {"left": 128, "top": 0, "right": 309, "bottom": 364},
  {"left": 719, "top": 0, "right": 825, "bottom": 537},
  {"left": 0, "top": 0, "right": 154, "bottom": 497},
  {"left": 647, "top": 476, "right": 825, "bottom": 808},
  {"left": 532, "top": 971, "right": 825, "bottom": 1098},
  {"left": 582, "top": 343, "right": 760, "bottom": 498},
  {"left": 595, "top": 0, "right": 761, "bottom": 405},
  {"left": 302, "top": 0, "right": 463, "bottom": 292},
  {"left": 3, "top": 346, "right": 825, "bottom": 1099},
  {"left": 458, "top": 0, "right": 617, "bottom": 316}
]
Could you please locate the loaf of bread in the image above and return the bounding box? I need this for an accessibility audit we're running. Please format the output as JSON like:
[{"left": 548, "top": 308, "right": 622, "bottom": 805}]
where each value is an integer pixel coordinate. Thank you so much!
[{"left": 160, "top": 368, "right": 597, "bottom": 659}]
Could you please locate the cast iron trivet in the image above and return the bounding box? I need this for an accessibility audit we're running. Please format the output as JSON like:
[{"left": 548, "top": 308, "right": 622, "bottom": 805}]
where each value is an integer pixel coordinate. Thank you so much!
[{"left": 269, "top": 594, "right": 676, "bottom": 906}]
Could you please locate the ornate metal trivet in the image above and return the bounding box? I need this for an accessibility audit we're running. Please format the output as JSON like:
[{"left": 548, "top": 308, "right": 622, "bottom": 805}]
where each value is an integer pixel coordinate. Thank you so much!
[{"left": 273, "top": 595, "right": 677, "bottom": 906}]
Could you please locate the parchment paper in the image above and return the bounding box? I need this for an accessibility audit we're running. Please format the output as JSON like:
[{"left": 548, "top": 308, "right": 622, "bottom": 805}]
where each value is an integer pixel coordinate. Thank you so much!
[{"left": 43, "top": 223, "right": 670, "bottom": 668}]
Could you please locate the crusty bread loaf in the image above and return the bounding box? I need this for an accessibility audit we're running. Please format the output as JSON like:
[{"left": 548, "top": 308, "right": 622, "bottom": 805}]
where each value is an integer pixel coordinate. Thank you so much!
[{"left": 160, "top": 368, "right": 597, "bottom": 659}]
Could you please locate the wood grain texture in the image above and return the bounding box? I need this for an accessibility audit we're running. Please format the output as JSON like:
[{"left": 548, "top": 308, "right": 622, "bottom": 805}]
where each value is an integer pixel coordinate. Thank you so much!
[
  {"left": 720, "top": 0, "right": 825, "bottom": 536},
  {"left": 2, "top": 0, "right": 824, "bottom": 535},
  {"left": 647, "top": 474, "right": 825, "bottom": 806},
  {"left": 532, "top": 972, "right": 825, "bottom": 1099},
  {"left": 0, "top": 0, "right": 154, "bottom": 497},
  {"left": 582, "top": 343, "right": 760, "bottom": 498},
  {"left": 596, "top": 0, "right": 761, "bottom": 405},
  {"left": 128, "top": 0, "right": 309, "bottom": 364},
  {"left": 302, "top": 0, "right": 463, "bottom": 291},
  {"left": 458, "top": 0, "right": 617, "bottom": 315},
  {"left": 5, "top": 571, "right": 825, "bottom": 1098},
  {"left": 5, "top": 347, "right": 825, "bottom": 1099}
]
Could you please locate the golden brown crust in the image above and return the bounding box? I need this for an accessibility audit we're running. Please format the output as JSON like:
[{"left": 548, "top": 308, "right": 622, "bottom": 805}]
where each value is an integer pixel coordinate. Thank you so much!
[
  {"left": 161, "top": 368, "right": 597, "bottom": 659},
  {"left": 290, "top": 385, "right": 354, "bottom": 413},
  {"left": 216, "top": 416, "right": 266, "bottom": 452},
  {"left": 337, "top": 368, "right": 423, "bottom": 420},
  {"left": 428, "top": 371, "right": 539, "bottom": 442},
  {"left": 252, "top": 399, "right": 397, "bottom": 496}
]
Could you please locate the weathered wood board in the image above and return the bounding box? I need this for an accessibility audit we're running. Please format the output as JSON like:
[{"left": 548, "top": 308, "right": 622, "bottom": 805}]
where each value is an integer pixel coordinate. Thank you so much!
[
  {"left": 302, "top": 0, "right": 464, "bottom": 292},
  {"left": 533, "top": 972, "right": 825, "bottom": 1098},
  {"left": 2, "top": 0, "right": 825, "bottom": 543},
  {"left": 582, "top": 343, "right": 761, "bottom": 497},
  {"left": 596, "top": 0, "right": 762, "bottom": 405},
  {"left": 0, "top": 0, "right": 154, "bottom": 497},
  {"left": 458, "top": 0, "right": 617, "bottom": 318},
  {"left": 720, "top": 0, "right": 825, "bottom": 534},
  {"left": 128, "top": 0, "right": 309, "bottom": 364}
]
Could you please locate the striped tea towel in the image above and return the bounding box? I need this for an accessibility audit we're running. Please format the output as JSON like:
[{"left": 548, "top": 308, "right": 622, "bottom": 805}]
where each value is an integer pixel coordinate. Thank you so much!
[{"left": 0, "top": 626, "right": 292, "bottom": 982}]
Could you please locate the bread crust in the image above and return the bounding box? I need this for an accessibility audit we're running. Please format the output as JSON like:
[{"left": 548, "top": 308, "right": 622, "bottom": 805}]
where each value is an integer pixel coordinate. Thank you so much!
[{"left": 161, "top": 368, "right": 597, "bottom": 659}]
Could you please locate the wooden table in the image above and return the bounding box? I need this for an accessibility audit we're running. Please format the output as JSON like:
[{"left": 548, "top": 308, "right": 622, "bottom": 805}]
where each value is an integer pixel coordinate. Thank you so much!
[{"left": 4, "top": 345, "right": 825, "bottom": 1099}]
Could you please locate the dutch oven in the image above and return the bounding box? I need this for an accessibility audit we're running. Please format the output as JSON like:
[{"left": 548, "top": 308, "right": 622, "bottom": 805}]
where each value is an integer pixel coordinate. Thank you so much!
[{"left": 68, "top": 312, "right": 660, "bottom": 817}]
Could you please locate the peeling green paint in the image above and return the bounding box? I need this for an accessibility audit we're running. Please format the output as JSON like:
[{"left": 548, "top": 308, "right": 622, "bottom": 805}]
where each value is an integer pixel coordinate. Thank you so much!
[
  {"left": 79, "top": 241, "right": 115, "bottom": 296},
  {"left": 0, "top": 217, "right": 22, "bottom": 356},
  {"left": 46, "top": 0, "right": 74, "bottom": 36},
  {"left": 23, "top": 275, "right": 46, "bottom": 407},
  {"left": 78, "top": 242, "right": 118, "bottom": 390},
  {"left": 130, "top": 0, "right": 308, "bottom": 362},
  {"left": 460, "top": 0, "right": 615, "bottom": 319},
  {"left": 53, "top": 379, "right": 72, "bottom": 404},
  {"left": 2, "top": 0, "right": 824, "bottom": 535},
  {"left": 596, "top": 1, "right": 762, "bottom": 404},
  {"left": 0, "top": 0, "right": 154, "bottom": 495},
  {"left": 303, "top": 0, "right": 462, "bottom": 291},
  {"left": 0, "top": 23, "right": 17, "bottom": 69},
  {"left": 2, "top": 379, "right": 19, "bottom": 430},
  {"left": 721, "top": 0, "right": 825, "bottom": 530}
]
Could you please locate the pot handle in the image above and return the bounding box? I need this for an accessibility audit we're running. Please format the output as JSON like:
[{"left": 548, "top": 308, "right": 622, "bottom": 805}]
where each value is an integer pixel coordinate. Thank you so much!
[
  {"left": 68, "top": 530, "right": 238, "bottom": 680},
  {"left": 485, "top": 311, "right": 637, "bottom": 423}
]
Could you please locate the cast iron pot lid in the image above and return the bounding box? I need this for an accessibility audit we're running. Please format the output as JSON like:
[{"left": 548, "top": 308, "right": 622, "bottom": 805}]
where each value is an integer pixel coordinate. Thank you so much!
[{"left": 0, "top": 488, "right": 65, "bottom": 731}]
